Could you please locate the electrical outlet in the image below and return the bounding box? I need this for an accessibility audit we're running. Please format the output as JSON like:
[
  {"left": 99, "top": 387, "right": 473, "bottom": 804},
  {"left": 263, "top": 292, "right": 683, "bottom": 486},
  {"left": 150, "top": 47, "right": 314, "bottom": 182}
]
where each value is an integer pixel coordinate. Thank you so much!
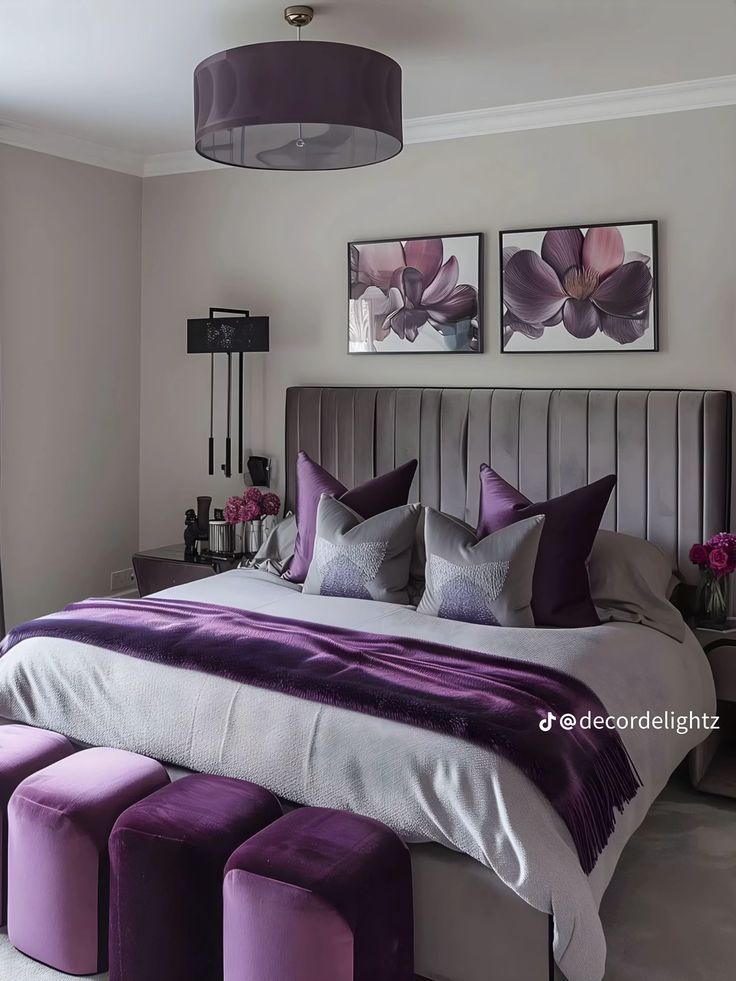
[{"left": 110, "top": 567, "right": 135, "bottom": 593}]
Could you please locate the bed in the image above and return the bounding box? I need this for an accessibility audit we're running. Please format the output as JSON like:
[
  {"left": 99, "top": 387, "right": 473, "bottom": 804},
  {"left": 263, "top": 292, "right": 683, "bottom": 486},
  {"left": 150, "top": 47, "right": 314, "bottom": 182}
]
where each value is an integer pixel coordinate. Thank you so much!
[{"left": 0, "top": 387, "right": 731, "bottom": 981}]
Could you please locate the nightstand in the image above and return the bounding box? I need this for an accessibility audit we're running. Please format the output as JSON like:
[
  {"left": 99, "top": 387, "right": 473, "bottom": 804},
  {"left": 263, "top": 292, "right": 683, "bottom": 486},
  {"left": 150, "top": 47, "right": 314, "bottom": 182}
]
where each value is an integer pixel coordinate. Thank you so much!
[
  {"left": 132, "top": 544, "right": 241, "bottom": 598},
  {"left": 689, "top": 619, "right": 736, "bottom": 797}
]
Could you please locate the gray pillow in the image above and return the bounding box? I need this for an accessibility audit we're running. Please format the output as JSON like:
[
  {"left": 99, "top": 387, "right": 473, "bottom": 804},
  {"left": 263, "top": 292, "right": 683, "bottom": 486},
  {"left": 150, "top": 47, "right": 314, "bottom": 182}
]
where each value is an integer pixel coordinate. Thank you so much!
[
  {"left": 303, "top": 496, "right": 420, "bottom": 604},
  {"left": 408, "top": 508, "right": 476, "bottom": 606},
  {"left": 588, "top": 529, "right": 685, "bottom": 641},
  {"left": 417, "top": 508, "right": 545, "bottom": 627},
  {"left": 251, "top": 513, "right": 297, "bottom": 576}
]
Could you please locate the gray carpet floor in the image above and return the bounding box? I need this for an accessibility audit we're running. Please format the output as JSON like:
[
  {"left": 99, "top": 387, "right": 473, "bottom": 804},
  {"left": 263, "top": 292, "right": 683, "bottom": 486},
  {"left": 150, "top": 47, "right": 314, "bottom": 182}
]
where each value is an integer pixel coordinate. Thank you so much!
[{"left": 1, "top": 774, "right": 734, "bottom": 980}]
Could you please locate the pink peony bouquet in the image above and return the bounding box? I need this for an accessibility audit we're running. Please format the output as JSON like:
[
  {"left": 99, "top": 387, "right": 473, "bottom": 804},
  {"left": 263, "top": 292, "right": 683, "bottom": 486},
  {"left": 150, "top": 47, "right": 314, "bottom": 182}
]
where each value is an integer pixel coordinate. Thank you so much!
[
  {"left": 224, "top": 488, "right": 281, "bottom": 524},
  {"left": 689, "top": 533, "right": 736, "bottom": 579}
]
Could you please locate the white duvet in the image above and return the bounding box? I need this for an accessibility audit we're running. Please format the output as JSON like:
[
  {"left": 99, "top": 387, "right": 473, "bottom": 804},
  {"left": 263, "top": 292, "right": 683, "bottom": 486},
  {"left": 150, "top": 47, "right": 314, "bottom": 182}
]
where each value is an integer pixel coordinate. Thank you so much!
[{"left": 0, "top": 570, "right": 715, "bottom": 981}]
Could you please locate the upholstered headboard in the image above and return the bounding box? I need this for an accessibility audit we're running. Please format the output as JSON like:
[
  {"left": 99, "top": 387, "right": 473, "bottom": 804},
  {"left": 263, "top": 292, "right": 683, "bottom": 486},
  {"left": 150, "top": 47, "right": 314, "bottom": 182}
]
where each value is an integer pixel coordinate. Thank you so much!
[{"left": 285, "top": 388, "right": 731, "bottom": 583}]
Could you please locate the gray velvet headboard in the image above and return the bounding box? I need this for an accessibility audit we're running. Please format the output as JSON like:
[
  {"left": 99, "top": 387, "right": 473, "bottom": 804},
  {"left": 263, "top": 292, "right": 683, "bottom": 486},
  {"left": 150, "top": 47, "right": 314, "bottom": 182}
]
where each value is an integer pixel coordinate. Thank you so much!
[{"left": 285, "top": 388, "right": 731, "bottom": 583}]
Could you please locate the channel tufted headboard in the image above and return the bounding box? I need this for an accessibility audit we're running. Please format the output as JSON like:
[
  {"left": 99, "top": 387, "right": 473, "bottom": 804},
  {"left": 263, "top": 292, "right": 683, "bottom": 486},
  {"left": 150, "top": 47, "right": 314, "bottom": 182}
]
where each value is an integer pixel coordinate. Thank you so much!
[{"left": 285, "top": 388, "right": 731, "bottom": 583}]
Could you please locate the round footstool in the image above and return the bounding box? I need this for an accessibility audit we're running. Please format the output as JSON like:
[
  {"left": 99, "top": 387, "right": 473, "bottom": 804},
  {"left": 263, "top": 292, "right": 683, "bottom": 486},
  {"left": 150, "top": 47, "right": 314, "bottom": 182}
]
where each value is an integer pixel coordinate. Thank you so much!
[
  {"left": 7, "top": 746, "right": 169, "bottom": 975},
  {"left": 224, "top": 807, "right": 414, "bottom": 981},
  {"left": 0, "top": 725, "right": 75, "bottom": 926},
  {"left": 109, "top": 773, "right": 282, "bottom": 981}
]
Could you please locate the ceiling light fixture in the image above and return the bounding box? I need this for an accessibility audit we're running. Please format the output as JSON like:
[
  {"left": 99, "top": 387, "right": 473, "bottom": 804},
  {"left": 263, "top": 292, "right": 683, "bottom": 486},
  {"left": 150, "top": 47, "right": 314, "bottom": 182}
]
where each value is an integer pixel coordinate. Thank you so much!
[{"left": 193, "top": 5, "right": 403, "bottom": 171}]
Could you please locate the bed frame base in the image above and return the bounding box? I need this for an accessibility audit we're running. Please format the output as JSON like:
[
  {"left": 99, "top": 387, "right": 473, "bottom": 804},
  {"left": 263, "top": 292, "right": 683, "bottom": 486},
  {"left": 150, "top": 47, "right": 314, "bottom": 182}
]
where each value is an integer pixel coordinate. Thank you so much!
[{"left": 409, "top": 842, "right": 555, "bottom": 980}]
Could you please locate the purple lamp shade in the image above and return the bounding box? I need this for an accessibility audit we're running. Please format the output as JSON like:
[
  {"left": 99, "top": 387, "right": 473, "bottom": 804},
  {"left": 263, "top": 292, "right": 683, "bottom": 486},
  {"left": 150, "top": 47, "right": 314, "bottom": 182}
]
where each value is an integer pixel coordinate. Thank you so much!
[{"left": 194, "top": 41, "right": 403, "bottom": 171}]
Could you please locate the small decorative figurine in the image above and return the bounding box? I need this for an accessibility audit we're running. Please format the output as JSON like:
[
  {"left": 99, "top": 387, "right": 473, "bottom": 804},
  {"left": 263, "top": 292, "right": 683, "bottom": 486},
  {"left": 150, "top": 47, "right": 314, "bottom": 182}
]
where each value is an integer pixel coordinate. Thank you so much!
[{"left": 184, "top": 508, "right": 199, "bottom": 557}]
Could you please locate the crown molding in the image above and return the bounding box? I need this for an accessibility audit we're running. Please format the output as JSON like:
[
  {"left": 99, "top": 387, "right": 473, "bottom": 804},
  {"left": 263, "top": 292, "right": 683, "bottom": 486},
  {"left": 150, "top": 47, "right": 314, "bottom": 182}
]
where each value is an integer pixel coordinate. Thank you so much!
[
  {"left": 2, "top": 74, "right": 735, "bottom": 179},
  {"left": 403, "top": 74, "right": 736, "bottom": 144},
  {"left": 143, "top": 149, "right": 221, "bottom": 177},
  {"left": 0, "top": 119, "right": 145, "bottom": 176}
]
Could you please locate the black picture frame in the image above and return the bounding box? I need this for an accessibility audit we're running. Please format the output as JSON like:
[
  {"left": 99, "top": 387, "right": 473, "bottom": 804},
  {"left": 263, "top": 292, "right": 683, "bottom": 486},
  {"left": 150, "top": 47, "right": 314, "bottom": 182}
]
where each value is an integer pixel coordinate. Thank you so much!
[
  {"left": 348, "top": 231, "right": 484, "bottom": 355},
  {"left": 499, "top": 219, "right": 658, "bottom": 354}
]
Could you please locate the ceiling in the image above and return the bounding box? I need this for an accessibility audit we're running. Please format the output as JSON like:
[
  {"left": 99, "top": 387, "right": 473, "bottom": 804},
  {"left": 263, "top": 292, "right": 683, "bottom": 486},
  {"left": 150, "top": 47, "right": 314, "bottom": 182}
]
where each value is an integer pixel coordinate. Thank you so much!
[{"left": 1, "top": 0, "right": 735, "bottom": 158}]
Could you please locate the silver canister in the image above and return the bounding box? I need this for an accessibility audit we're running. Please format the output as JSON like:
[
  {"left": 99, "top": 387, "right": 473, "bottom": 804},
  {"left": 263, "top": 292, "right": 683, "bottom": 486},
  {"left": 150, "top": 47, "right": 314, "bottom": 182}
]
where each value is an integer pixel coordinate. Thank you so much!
[
  {"left": 245, "top": 520, "right": 264, "bottom": 555},
  {"left": 208, "top": 520, "right": 234, "bottom": 555}
]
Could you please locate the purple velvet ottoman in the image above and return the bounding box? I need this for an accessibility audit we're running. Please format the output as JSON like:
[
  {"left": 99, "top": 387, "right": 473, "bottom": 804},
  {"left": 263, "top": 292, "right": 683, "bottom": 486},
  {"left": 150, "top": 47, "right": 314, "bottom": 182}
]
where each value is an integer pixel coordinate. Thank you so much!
[
  {"left": 0, "top": 725, "right": 75, "bottom": 927},
  {"left": 7, "top": 746, "right": 169, "bottom": 975},
  {"left": 109, "top": 773, "right": 282, "bottom": 981},
  {"left": 224, "top": 806, "right": 414, "bottom": 981}
]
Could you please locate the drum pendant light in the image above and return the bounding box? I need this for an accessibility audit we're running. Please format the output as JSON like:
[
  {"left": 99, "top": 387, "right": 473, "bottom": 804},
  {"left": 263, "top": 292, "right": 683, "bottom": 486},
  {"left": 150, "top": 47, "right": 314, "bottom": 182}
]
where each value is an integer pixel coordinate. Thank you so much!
[{"left": 194, "top": 5, "right": 403, "bottom": 171}]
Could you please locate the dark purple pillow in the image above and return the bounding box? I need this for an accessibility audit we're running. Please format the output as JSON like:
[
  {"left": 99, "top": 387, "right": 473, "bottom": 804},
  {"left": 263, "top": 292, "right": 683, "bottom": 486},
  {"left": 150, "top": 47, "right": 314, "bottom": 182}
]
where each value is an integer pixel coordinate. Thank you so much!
[
  {"left": 476, "top": 465, "right": 616, "bottom": 628},
  {"left": 286, "top": 452, "right": 418, "bottom": 583}
]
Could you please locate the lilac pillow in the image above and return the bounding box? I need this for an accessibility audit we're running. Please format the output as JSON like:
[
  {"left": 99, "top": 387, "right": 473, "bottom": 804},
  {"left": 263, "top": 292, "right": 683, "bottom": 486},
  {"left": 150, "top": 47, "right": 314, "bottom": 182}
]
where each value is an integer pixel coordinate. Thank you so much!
[
  {"left": 286, "top": 452, "right": 418, "bottom": 583},
  {"left": 476, "top": 465, "right": 616, "bottom": 628}
]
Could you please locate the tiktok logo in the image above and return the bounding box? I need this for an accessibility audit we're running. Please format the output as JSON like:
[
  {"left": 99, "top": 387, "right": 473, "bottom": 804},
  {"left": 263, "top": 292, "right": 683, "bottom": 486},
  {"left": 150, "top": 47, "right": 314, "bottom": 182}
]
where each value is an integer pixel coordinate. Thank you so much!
[{"left": 539, "top": 712, "right": 556, "bottom": 732}]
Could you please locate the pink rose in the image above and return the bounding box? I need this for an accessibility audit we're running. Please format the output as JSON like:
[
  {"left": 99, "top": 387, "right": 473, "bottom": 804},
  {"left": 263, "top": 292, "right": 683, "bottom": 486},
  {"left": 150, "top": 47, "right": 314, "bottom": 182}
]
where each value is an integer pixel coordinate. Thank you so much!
[
  {"left": 708, "top": 547, "right": 731, "bottom": 575},
  {"left": 689, "top": 544, "right": 709, "bottom": 566},
  {"left": 707, "top": 533, "right": 736, "bottom": 571}
]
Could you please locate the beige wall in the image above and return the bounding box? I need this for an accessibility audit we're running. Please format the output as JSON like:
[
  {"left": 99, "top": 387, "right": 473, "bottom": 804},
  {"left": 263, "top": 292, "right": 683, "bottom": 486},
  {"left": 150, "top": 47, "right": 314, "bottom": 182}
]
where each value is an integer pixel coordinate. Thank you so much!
[
  {"left": 0, "top": 145, "right": 142, "bottom": 626},
  {"left": 139, "top": 106, "right": 736, "bottom": 547}
]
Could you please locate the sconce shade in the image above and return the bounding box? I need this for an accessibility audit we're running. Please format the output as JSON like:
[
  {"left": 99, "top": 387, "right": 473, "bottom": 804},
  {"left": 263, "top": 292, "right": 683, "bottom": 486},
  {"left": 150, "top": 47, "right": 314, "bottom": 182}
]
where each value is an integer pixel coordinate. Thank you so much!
[
  {"left": 187, "top": 317, "right": 270, "bottom": 354},
  {"left": 194, "top": 41, "right": 402, "bottom": 171}
]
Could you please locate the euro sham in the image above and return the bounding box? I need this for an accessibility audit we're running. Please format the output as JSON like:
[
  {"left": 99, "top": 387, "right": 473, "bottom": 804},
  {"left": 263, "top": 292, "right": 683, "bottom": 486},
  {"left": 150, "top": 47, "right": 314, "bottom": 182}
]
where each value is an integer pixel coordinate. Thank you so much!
[
  {"left": 588, "top": 529, "right": 685, "bottom": 641},
  {"left": 286, "top": 452, "right": 417, "bottom": 583},
  {"left": 477, "top": 466, "right": 616, "bottom": 628}
]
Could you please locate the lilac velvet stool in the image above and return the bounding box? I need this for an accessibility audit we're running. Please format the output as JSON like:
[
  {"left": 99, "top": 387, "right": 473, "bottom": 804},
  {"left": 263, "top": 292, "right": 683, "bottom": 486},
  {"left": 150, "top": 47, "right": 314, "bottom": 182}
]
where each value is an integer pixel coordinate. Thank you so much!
[
  {"left": 7, "top": 746, "right": 169, "bottom": 975},
  {"left": 109, "top": 773, "right": 282, "bottom": 981},
  {"left": 224, "top": 806, "right": 414, "bottom": 981},
  {"left": 0, "top": 725, "right": 75, "bottom": 927}
]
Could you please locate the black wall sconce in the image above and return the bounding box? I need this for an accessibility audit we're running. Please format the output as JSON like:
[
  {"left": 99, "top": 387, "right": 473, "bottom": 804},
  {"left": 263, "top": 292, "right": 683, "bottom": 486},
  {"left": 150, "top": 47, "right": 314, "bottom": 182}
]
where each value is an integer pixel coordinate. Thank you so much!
[{"left": 187, "top": 307, "right": 269, "bottom": 477}]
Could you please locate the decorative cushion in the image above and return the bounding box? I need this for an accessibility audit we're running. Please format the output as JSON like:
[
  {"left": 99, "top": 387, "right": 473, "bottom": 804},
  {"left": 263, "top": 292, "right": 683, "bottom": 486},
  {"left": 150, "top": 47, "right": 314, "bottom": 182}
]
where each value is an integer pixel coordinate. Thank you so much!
[
  {"left": 7, "top": 747, "right": 169, "bottom": 975},
  {"left": 109, "top": 773, "right": 282, "bottom": 981},
  {"left": 0, "top": 725, "right": 75, "bottom": 926},
  {"left": 303, "top": 496, "right": 420, "bottom": 604},
  {"left": 409, "top": 509, "right": 475, "bottom": 606},
  {"left": 417, "top": 509, "right": 544, "bottom": 627},
  {"left": 252, "top": 513, "right": 297, "bottom": 575},
  {"left": 476, "top": 466, "right": 616, "bottom": 628},
  {"left": 588, "top": 530, "right": 685, "bottom": 641},
  {"left": 286, "top": 451, "right": 417, "bottom": 583},
  {"left": 223, "top": 806, "right": 414, "bottom": 981}
]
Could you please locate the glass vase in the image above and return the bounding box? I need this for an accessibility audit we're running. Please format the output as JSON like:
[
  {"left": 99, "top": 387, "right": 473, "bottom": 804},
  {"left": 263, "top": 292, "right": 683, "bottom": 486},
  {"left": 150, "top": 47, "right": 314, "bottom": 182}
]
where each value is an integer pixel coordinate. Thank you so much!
[{"left": 696, "top": 570, "right": 729, "bottom": 627}]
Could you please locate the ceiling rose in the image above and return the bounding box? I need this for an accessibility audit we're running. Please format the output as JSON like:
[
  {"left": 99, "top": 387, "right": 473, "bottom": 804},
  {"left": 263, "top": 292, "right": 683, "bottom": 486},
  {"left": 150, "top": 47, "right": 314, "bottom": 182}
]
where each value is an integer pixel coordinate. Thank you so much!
[{"left": 193, "top": 5, "right": 403, "bottom": 171}]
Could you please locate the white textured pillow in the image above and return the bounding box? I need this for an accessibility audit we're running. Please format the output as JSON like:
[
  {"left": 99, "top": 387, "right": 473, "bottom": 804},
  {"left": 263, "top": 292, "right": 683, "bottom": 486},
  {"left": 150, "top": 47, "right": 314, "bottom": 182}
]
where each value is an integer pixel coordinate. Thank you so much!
[{"left": 588, "top": 530, "right": 685, "bottom": 641}]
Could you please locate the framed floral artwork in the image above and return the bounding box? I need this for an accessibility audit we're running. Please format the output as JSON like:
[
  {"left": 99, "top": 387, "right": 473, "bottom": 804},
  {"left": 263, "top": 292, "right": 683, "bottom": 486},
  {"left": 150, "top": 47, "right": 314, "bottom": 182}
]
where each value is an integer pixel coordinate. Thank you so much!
[
  {"left": 348, "top": 233, "right": 483, "bottom": 354},
  {"left": 500, "top": 220, "right": 658, "bottom": 353}
]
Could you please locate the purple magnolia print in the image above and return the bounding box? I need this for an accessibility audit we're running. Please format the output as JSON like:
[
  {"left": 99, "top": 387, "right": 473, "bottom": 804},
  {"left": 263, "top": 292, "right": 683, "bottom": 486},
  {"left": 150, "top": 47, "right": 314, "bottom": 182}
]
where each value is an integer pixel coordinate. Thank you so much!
[
  {"left": 501, "top": 222, "right": 657, "bottom": 352},
  {"left": 349, "top": 234, "right": 481, "bottom": 353}
]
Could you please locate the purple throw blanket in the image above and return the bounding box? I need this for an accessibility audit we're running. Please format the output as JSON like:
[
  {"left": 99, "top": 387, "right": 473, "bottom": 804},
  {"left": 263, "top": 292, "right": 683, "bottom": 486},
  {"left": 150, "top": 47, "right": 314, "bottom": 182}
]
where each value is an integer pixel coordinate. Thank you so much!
[{"left": 1, "top": 597, "right": 640, "bottom": 874}]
